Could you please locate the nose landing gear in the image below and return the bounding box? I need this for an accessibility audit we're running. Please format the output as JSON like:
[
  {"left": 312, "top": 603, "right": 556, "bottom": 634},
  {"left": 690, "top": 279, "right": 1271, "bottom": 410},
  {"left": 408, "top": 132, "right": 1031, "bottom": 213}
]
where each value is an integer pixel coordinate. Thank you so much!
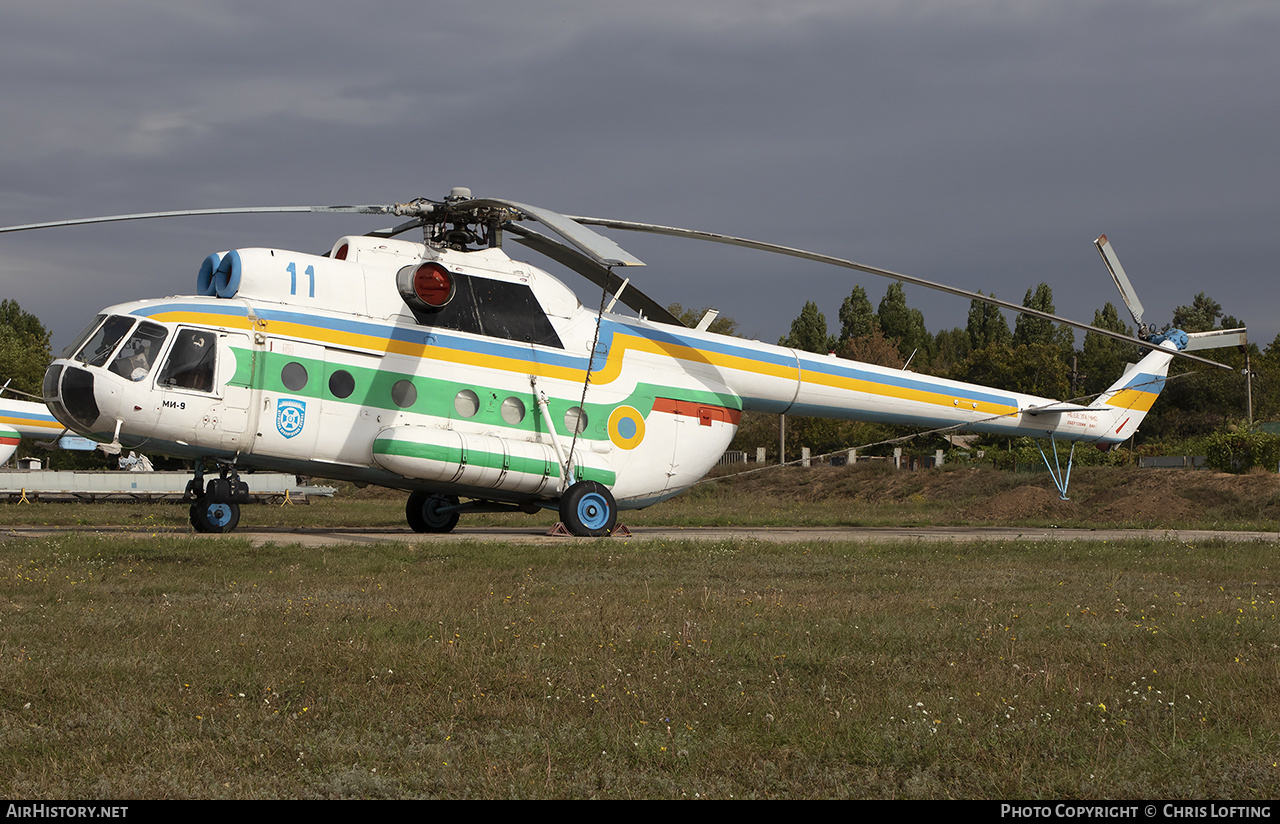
[
  {"left": 186, "top": 461, "right": 249, "bottom": 533},
  {"left": 191, "top": 498, "right": 240, "bottom": 533}
]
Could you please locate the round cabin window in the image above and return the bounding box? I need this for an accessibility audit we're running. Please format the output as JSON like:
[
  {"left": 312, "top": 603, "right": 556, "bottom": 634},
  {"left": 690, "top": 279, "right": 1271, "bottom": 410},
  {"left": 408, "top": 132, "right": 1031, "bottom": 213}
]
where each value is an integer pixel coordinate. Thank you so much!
[
  {"left": 281, "top": 362, "right": 308, "bottom": 392},
  {"left": 391, "top": 379, "right": 417, "bottom": 409},
  {"left": 454, "top": 389, "right": 480, "bottom": 418},
  {"left": 329, "top": 370, "right": 355, "bottom": 399},
  {"left": 500, "top": 397, "right": 526, "bottom": 425},
  {"left": 564, "top": 406, "right": 588, "bottom": 434}
]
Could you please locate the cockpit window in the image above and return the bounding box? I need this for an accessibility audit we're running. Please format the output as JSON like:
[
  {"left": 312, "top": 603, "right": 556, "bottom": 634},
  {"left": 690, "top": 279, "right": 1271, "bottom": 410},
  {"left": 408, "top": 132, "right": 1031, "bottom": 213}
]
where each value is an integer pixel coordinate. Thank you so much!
[
  {"left": 108, "top": 322, "right": 169, "bottom": 382},
  {"left": 158, "top": 329, "right": 217, "bottom": 392},
  {"left": 62, "top": 315, "right": 106, "bottom": 360},
  {"left": 75, "top": 316, "right": 135, "bottom": 367}
]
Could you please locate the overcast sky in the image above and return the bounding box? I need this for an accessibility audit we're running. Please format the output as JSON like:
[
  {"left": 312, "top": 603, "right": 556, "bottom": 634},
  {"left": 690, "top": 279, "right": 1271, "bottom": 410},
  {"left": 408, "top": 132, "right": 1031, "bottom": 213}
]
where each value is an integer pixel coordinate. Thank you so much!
[{"left": 2, "top": 0, "right": 1276, "bottom": 359}]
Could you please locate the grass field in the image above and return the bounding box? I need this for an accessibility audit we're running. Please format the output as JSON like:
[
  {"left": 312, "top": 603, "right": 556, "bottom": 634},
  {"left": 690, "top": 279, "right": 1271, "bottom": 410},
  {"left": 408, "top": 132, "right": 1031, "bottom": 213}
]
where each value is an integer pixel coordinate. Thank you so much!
[
  {"left": 3, "top": 534, "right": 1279, "bottom": 798},
  {"left": 2, "top": 465, "right": 1279, "bottom": 798}
]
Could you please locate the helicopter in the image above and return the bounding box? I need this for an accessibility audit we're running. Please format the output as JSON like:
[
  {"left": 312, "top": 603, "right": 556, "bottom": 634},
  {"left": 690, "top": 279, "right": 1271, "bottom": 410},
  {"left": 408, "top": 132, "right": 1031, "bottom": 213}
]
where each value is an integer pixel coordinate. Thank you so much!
[
  {"left": 0, "top": 188, "right": 1240, "bottom": 535},
  {"left": 0, "top": 391, "right": 65, "bottom": 465}
]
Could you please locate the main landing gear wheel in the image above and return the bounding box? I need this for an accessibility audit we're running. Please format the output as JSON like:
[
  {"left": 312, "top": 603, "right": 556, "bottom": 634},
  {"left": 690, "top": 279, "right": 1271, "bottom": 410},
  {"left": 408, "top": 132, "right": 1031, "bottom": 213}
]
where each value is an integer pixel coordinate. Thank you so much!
[
  {"left": 406, "top": 491, "right": 461, "bottom": 533},
  {"left": 190, "top": 499, "right": 240, "bottom": 533},
  {"left": 558, "top": 481, "right": 618, "bottom": 537}
]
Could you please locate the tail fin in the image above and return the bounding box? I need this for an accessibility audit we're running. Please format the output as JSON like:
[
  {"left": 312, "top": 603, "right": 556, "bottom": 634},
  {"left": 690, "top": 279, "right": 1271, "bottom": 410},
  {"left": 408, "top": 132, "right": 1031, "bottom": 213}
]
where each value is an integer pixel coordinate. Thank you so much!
[{"left": 1089, "top": 343, "right": 1176, "bottom": 443}]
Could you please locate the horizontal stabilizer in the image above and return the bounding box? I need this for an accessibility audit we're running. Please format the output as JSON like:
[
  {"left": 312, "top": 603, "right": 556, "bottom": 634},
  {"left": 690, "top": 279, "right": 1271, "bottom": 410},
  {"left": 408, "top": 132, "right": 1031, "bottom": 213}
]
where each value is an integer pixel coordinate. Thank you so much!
[{"left": 1022, "top": 402, "right": 1094, "bottom": 415}]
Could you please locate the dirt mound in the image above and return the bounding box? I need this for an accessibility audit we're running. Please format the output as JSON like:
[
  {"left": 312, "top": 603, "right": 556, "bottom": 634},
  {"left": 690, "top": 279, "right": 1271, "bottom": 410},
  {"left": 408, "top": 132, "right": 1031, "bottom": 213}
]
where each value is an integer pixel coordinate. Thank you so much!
[
  {"left": 1092, "top": 490, "right": 1202, "bottom": 523},
  {"left": 964, "top": 485, "right": 1077, "bottom": 521}
]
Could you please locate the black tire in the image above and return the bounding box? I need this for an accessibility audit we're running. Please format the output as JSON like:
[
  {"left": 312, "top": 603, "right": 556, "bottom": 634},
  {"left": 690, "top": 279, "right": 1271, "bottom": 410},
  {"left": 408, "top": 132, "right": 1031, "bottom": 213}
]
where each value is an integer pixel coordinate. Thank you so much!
[
  {"left": 406, "top": 491, "right": 460, "bottom": 533},
  {"left": 558, "top": 481, "right": 617, "bottom": 537},
  {"left": 191, "top": 499, "right": 240, "bottom": 533}
]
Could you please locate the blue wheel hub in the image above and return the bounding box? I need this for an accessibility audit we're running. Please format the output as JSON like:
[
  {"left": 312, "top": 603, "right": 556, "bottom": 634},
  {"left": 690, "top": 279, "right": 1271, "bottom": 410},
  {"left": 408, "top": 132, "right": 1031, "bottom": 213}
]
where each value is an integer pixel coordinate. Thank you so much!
[
  {"left": 206, "top": 503, "right": 233, "bottom": 528},
  {"left": 577, "top": 493, "right": 610, "bottom": 530}
]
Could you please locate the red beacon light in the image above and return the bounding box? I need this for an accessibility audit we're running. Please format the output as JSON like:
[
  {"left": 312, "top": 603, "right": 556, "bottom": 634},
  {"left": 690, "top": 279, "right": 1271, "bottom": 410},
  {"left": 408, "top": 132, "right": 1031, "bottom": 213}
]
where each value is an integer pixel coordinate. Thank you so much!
[{"left": 397, "top": 261, "right": 456, "bottom": 311}]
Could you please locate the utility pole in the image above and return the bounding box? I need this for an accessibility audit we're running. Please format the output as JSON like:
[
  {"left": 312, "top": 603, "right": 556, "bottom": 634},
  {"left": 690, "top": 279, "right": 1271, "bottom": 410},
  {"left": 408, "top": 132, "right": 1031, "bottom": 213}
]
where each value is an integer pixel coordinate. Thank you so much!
[
  {"left": 1245, "top": 348, "right": 1254, "bottom": 426},
  {"left": 1069, "top": 355, "right": 1086, "bottom": 397}
]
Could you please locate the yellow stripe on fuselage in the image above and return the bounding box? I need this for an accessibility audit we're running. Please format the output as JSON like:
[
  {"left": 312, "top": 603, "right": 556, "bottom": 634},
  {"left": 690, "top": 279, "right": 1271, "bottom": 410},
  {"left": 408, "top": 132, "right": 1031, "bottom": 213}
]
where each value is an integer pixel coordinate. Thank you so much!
[
  {"left": 145, "top": 308, "right": 801, "bottom": 388},
  {"left": 145, "top": 310, "right": 255, "bottom": 332},
  {"left": 599, "top": 331, "right": 1019, "bottom": 416},
  {"left": 0, "top": 414, "right": 61, "bottom": 433},
  {"left": 143, "top": 308, "right": 1009, "bottom": 416},
  {"left": 798, "top": 368, "right": 1018, "bottom": 416},
  {"left": 149, "top": 309, "right": 591, "bottom": 383},
  {"left": 588, "top": 333, "right": 800, "bottom": 385}
]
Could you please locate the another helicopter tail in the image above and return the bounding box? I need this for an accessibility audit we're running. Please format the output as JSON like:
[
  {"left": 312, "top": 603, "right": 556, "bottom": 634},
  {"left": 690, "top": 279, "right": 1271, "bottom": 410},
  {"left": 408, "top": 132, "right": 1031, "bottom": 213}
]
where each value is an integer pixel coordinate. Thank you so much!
[{"left": 1088, "top": 343, "right": 1176, "bottom": 443}]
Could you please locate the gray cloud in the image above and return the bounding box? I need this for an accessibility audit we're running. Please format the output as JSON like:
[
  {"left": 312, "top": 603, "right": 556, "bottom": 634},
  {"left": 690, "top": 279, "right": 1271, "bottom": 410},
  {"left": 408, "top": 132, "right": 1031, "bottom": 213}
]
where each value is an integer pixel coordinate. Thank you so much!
[{"left": 2, "top": 0, "right": 1276, "bottom": 357}]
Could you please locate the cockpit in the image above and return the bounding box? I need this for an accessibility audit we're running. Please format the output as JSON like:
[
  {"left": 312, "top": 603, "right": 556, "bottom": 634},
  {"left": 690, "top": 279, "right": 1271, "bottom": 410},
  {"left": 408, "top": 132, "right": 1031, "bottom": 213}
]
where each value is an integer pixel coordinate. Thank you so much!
[{"left": 44, "top": 313, "right": 220, "bottom": 436}]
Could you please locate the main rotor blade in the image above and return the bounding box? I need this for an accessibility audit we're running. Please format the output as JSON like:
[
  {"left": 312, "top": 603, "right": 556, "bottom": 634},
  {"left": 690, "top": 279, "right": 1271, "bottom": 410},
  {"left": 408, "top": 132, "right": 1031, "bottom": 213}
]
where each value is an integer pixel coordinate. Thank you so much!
[
  {"left": 506, "top": 224, "right": 683, "bottom": 326},
  {"left": 569, "top": 215, "right": 1231, "bottom": 370},
  {"left": 0, "top": 204, "right": 421, "bottom": 234},
  {"left": 1094, "top": 234, "right": 1146, "bottom": 328}
]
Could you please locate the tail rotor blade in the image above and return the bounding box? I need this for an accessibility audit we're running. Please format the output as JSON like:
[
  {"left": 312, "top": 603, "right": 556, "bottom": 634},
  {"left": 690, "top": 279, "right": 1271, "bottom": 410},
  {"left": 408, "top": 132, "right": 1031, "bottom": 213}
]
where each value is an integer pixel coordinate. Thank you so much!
[
  {"left": 1184, "top": 328, "right": 1248, "bottom": 352},
  {"left": 1094, "top": 234, "right": 1146, "bottom": 329}
]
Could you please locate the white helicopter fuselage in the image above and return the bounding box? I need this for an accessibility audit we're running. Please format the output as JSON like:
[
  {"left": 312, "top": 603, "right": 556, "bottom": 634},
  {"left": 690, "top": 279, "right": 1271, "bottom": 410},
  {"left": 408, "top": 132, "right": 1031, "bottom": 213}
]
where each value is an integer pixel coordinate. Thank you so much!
[{"left": 40, "top": 234, "right": 1172, "bottom": 513}]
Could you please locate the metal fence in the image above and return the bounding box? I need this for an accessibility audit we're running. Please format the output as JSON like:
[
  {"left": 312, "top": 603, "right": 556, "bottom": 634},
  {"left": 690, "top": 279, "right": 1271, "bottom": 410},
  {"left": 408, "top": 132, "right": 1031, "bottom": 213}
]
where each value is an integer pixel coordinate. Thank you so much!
[{"left": 722, "top": 450, "right": 1212, "bottom": 471}]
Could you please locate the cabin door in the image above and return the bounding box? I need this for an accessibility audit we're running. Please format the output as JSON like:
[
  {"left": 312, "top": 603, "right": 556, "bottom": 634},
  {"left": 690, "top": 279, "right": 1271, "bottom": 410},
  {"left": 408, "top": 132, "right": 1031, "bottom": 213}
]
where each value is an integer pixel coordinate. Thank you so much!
[
  {"left": 215, "top": 331, "right": 255, "bottom": 453},
  {"left": 253, "top": 338, "right": 324, "bottom": 460}
]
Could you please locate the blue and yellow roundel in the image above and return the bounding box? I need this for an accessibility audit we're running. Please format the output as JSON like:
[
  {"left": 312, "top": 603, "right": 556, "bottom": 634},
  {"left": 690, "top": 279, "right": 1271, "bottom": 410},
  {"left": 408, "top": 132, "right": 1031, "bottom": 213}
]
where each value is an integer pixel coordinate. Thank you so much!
[{"left": 607, "top": 405, "right": 646, "bottom": 450}]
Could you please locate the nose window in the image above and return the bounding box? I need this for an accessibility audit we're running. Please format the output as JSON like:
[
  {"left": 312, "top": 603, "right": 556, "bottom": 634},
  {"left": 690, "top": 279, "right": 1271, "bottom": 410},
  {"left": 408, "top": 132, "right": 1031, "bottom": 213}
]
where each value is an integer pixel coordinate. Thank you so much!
[
  {"left": 74, "top": 316, "right": 135, "bottom": 367},
  {"left": 108, "top": 322, "right": 169, "bottom": 382},
  {"left": 62, "top": 315, "right": 105, "bottom": 360}
]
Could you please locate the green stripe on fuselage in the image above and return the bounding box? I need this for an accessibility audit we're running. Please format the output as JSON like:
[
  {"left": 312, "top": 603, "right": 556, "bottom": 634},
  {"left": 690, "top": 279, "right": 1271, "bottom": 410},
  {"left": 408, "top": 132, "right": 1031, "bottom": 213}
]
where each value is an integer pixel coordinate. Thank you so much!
[{"left": 230, "top": 346, "right": 740, "bottom": 442}]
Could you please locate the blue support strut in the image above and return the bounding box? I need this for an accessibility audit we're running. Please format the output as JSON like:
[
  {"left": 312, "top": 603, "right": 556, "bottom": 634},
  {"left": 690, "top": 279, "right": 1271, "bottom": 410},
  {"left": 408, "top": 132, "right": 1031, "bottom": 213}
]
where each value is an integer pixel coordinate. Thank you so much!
[{"left": 1036, "top": 436, "right": 1076, "bottom": 500}]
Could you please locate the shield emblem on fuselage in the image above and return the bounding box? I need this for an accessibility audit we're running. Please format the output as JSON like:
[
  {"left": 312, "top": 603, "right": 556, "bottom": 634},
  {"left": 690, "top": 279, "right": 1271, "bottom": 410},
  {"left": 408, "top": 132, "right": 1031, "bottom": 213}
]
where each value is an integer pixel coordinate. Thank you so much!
[{"left": 276, "top": 398, "right": 306, "bottom": 439}]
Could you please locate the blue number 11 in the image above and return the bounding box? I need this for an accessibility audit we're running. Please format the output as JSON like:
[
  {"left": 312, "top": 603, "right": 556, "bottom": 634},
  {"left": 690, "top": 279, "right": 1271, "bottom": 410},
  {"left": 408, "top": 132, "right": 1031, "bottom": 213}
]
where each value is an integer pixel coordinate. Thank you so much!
[{"left": 286, "top": 262, "right": 316, "bottom": 297}]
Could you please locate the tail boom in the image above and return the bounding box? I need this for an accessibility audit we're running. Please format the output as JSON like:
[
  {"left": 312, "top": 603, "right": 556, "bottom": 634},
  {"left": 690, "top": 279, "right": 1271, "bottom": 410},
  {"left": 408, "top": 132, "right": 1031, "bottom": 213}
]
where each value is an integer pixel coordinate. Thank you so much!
[
  {"left": 627, "top": 321, "right": 1175, "bottom": 449},
  {"left": 0, "top": 397, "right": 63, "bottom": 439},
  {"left": 720, "top": 337, "right": 1175, "bottom": 447}
]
